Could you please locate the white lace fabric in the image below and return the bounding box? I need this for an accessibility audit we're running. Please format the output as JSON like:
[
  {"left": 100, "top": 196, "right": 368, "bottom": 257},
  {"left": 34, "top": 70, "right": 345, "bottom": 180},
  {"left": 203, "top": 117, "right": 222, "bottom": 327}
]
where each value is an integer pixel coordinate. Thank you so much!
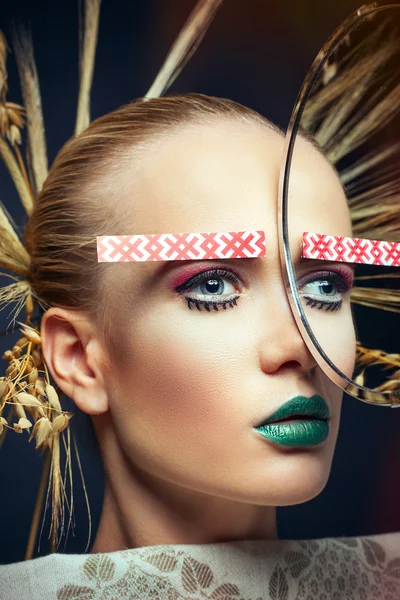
[{"left": 0, "top": 533, "right": 399, "bottom": 599}]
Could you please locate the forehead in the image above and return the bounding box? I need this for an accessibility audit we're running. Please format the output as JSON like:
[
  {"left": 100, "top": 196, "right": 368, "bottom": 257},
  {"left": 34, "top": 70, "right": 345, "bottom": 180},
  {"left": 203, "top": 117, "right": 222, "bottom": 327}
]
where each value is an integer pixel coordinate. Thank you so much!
[
  {"left": 288, "top": 136, "right": 352, "bottom": 236},
  {"left": 112, "top": 119, "right": 351, "bottom": 243}
]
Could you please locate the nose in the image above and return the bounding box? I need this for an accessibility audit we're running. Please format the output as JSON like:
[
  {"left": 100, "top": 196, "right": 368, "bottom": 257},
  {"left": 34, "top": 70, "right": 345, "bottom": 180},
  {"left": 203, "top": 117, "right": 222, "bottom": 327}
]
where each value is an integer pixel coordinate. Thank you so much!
[{"left": 258, "top": 280, "right": 317, "bottom": 376}]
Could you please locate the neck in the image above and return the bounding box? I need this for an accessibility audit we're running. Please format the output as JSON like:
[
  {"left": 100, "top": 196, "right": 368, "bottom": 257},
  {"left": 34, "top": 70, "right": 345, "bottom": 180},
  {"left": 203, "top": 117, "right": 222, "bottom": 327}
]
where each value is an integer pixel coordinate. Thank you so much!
[{"left": 90, "top": 417, "right": 277, "bottom": 553}]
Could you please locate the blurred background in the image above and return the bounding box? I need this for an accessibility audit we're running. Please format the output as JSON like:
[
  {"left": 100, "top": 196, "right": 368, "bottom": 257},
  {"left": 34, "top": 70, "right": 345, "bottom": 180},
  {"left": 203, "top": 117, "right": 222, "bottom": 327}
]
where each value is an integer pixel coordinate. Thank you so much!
[{"left": 0, "top": 0, "right": 399, "bottom": 564}]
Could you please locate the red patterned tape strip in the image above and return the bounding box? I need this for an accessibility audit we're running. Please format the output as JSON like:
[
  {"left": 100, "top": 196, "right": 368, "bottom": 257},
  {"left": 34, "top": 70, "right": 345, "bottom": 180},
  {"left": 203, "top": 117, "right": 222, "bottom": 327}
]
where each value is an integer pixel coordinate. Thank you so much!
[
  {"left": 303, "top": 232, "right": 400, "bottom": 267},
  {"left": 97, "top": 230, "right": 266, "bottom": 262}
]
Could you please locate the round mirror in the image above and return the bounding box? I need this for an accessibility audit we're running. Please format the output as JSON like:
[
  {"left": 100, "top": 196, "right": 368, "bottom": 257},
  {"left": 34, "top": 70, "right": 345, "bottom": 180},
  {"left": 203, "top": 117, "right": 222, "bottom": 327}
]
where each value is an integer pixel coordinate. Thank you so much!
[{"left": 280, "top": 3, "right": 400, "bottom": 406}]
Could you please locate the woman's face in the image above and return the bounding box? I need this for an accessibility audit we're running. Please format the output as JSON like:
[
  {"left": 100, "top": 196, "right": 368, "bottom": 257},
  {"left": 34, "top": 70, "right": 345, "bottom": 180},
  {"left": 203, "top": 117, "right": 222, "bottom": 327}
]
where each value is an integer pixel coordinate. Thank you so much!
[{"left": 100, "top": 119, "right": 355, "bottom": 506}]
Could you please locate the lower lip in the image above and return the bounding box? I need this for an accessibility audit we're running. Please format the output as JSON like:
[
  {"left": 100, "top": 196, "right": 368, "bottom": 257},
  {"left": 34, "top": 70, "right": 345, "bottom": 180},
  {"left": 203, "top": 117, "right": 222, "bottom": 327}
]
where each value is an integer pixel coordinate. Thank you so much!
[{"left": 254, "top": 419, "right": 329, "bottom": 447}]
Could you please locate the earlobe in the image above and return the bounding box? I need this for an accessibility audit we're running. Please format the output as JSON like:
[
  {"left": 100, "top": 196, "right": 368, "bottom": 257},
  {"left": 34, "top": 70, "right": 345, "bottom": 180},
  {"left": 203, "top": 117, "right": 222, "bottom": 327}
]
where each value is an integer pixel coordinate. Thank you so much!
[{"left": 40, "top": 308, "right": 109, "bottom": 415}]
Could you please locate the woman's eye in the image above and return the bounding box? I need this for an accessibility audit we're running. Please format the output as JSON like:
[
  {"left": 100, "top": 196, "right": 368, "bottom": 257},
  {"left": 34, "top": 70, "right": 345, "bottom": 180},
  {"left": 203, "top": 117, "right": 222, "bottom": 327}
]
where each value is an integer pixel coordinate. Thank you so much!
[
  {"left": 175, "top": 269, "right": 242, "bottom": 312},
  {"left": 192, "top": 277, "right": 236, "bottom": 296},
  {"left": 299, "top": 270, "right": 353, "bottom": 312},
  {"left": 302, "top": 279, "right": 338, "bottom": 297}
]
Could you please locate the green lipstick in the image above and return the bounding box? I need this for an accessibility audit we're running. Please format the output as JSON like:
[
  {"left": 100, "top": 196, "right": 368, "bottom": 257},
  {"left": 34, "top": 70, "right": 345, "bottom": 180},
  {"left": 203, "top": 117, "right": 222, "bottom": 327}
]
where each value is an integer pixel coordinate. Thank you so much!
[{"left": 254, "top": 395, "right": 330, "bottom": 447}]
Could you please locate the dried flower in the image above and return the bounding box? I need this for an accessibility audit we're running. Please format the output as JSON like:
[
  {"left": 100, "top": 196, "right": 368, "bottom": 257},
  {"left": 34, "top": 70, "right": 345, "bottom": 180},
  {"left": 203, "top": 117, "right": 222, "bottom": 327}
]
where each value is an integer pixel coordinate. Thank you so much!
[
  {"left": 2, "top": 350, "right": 13, "bottom": 362},
  {"left": 0, "top": 378, "right": 8, "bottom": 399},
  {"left": 18, "top": 322, "right": 41, "bottom": 345},
  {"left": 6, "top": 359, "right": 20, "bottom": 379},
  {"left": 0, "top": 416, "right": 8, "bottom": 436},
  {"left": 13, "top": 416, "right": 32, "bottom": 433},
  {"left": 30, "top": 416, "right": 53, "bottom": 449},
  {"left": 28, "top": 367, "right": 38, "bottom": 384},
  {"left": 45, "top": 384, "right": 62, "bottom": 414},
  {"left": 52, "top": 413, "right": 70, "bottom": 433}
]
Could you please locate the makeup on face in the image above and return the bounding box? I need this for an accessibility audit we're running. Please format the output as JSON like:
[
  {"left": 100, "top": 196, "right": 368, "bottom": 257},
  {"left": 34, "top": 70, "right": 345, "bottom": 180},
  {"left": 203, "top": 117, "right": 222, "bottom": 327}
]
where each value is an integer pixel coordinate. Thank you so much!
[
  {"left": 253, "top": 395, "right": 330, "bottom": 447},
  {"left": 166, "top": 260, "right": 354, "bottom": 315},
  {"left": 303, "top": 232, "right": 400, "bottom": 267},
  {"left": 97, "top": 230, "right": 266, "bottom": 262},
  {"left": 174, "top": 266, "right": 242, "bottom": 312},
  {"left": 296, "top": 266, "right": 354, "bottom": 312},
  {"left": 98, "top": 228, "right": 358, "bottom": 316}
]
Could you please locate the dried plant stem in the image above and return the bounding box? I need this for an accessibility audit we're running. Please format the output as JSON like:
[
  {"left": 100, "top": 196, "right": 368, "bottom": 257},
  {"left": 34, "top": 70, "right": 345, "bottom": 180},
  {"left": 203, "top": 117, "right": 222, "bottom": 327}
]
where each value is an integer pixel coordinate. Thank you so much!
[
  {"left": 0, "top": 207, "right": 30, "bottom": 273},
  {"left": 0, "top": 32, "right": 8, "bottom": 100},
  {"left": 0, "top": 137, "right": 34, "bottom": 215},
  {"left": 61, "top": 428, "right": 75, "bottom": 548},
  {"left": 0, "top": 258, "right": 29, "bottom": 278},
  {"left": 75, "top": 0, "right": 101, "bottom": 135},
  {"left": 351, "top": 300, "right": 400, "bottom": 313},
  {"left": 351, "top": 286, "right": 400, "bottom": 313},
  {"left": 355, "top": 273, "right": 400, "bottom": 280},
  {"left": 50, "top": 434, "right": 61, "bottom": 551},
  {"left": 0, "top": 405, "right": 11, "bottom": 451},
  {"left": 73, "top": 432, "right": 92, "bottom": 552},
  {"left": 341, "top": 143, "right": 400, "bottom": 185},
  {"left": 13, "top": 143, "right": 33, "bottom": 196},
  {"left": 145, "top": 0, "right": 223, "bottom": 99},
  {"left": 0, "top": 201, "right": 21, "bottom": 243},
  {"left": 25, "top": 448, "right": 51, "bottom": 560},
  {"left": 12, "top": 25, "right": 48, "bottom": 194},
  {"left": 54, "top": 429, "right": 75, "bottom": 552},
  {"left": 357, "top": 345, "right": 400, "bottom": 369}
]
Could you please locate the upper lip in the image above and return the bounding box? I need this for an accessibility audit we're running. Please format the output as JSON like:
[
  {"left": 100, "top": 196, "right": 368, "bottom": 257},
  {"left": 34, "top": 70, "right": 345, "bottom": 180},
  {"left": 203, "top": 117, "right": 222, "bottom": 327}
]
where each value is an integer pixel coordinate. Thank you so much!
[{"left": 255, "top": 395, "right": 330, "bottom": 427}]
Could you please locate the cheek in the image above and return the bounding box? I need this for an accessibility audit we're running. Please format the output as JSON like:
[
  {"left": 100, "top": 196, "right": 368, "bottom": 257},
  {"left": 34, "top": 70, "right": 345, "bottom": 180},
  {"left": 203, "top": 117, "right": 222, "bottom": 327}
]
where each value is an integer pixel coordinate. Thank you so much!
[
  {"left": 111, "top": 305, "right": 259, "bottom": 431},
  {"left": 305, "top": 302, "right": 356, "bottom": 378}
]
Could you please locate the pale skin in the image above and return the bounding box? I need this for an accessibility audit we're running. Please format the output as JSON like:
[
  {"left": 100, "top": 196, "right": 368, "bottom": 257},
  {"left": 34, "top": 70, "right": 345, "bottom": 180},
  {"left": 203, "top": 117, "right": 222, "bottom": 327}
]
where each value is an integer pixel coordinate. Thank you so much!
[{"left": 40, "top": 119, "right": 355, "bottom": 553}]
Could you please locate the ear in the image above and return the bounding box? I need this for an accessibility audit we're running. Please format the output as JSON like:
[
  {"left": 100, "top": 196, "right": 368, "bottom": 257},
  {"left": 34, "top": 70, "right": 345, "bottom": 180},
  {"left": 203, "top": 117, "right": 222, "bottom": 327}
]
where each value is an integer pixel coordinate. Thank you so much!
[{"left": 40, "top": 307, "right": 109, "bottom": 415}]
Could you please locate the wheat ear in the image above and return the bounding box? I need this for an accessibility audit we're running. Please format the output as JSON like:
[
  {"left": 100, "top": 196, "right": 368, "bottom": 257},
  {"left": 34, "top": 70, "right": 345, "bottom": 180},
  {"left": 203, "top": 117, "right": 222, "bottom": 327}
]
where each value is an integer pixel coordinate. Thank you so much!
[{"left": 12, "top": 25, "right": 48, "bottom": 195}]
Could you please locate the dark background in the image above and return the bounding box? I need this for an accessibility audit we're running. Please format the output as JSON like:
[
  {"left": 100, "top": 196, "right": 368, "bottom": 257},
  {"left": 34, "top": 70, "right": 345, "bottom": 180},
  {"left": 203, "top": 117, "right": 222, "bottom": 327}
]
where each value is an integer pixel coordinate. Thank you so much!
[{"left": 0, "top": 0, "right": 399, "bottom": 564}]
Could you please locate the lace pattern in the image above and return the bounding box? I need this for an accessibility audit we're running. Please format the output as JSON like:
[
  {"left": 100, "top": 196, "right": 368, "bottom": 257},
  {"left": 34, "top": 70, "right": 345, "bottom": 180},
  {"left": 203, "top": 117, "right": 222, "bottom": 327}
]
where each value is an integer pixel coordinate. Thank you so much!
[{"left": 0, "top": 534, "right": 399, "bottom": 599}]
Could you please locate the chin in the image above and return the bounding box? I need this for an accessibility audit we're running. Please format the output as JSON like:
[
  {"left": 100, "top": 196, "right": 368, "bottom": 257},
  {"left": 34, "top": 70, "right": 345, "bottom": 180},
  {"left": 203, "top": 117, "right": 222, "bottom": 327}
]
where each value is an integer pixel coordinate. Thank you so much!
[
  {"left": 268, "top": 456, "right": 332, "bottom": 507},
  {"left": 231, "top": 449, "right": 334, "bottom": 507},
  {"left": 274, "top": 475, "right": 330, "bottom": 507}
]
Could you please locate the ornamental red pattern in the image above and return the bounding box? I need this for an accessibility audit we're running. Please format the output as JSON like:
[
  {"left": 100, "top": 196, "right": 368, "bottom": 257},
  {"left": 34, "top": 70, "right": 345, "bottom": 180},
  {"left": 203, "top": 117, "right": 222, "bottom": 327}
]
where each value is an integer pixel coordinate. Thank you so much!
[
  {"left": 97, "top": 230, "right": 266, "bottom": 262},
  {"left": 302, "top": 232, "right": 400, "bottom": 267}
]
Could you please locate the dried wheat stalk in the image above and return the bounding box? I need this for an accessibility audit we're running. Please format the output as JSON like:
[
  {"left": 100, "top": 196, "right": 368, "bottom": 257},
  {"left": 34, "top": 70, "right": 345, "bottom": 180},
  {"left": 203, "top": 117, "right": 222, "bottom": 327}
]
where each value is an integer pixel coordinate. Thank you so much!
[
  {"left": 352, "top": 346, "right": 400, "bottom": 404},
  {"left": 0, "top": 319, "right": 74, "bottom": 553},
  {"left": 356, "top": 344, "right": 400, "bottom": 370},
  {"left": 329, "top": 85, "right": 400, "bottom": 164},
  {"left": 145, "top": 0, "right": 223, "bottom": 99},
  {"left": 0, "top": 137, "right": 34, "bottom": 215},
  {"left": 302, "top": 23, "right": 400, "bottom": 398},
  {"left": 12, "top": 25, "right": 48, "bottom": 195},
  {"left": 75, "top": 0, "right": 101, "bottom": 135},
  {"left": 0, "top": 30, "right": 34, "bottom": 214},
  {"left": 0, "top": 218, "right": 30, "bottom": 276},
  {"left": 351, "top": 286, "right": 400, "bottom": 313},
  {"left": 0, "top": 30, "right": 8, "bottom": 100}
]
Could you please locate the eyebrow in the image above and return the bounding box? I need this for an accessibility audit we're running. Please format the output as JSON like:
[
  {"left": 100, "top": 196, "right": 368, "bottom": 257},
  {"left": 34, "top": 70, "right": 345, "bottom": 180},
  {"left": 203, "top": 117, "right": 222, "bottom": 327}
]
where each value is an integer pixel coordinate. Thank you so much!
[
  {"left": 97, "top": 230, "right": 266, "bottom": 262},
  {"left": 303, "top": 232, "right": 400, "bottom": 267}
]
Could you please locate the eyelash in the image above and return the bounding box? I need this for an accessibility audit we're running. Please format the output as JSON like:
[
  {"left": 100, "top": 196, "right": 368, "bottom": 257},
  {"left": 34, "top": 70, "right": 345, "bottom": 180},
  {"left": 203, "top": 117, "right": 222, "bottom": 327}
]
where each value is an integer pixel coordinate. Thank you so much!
[
  {"left": 175, "top": 268, "right": 242, "bottom": 312},
  {"left": 300, "top": 270, "right": 353, "bottom": 312},
  {"left": 174, "top": 267, "right": 352, "bottom": 314},
  {"left": 304, "top": 297, "right": 342, "bottom": 312},
  {"left": 185, "top": 297, "right": 239, "bottom": 311}
]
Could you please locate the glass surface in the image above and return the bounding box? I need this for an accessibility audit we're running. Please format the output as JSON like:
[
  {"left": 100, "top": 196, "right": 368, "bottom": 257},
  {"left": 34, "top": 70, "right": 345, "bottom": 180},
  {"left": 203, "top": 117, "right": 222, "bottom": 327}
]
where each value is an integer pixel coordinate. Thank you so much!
[{"left": 280, "top": 3, "right": 400, "bottom": 405}]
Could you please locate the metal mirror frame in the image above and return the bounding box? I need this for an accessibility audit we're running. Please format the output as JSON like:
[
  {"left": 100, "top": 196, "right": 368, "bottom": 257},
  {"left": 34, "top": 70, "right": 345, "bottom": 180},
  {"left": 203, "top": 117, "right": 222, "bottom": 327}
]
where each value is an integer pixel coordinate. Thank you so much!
[{"left": 279, "top": 2, "right": 400, "bottom": 407}]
